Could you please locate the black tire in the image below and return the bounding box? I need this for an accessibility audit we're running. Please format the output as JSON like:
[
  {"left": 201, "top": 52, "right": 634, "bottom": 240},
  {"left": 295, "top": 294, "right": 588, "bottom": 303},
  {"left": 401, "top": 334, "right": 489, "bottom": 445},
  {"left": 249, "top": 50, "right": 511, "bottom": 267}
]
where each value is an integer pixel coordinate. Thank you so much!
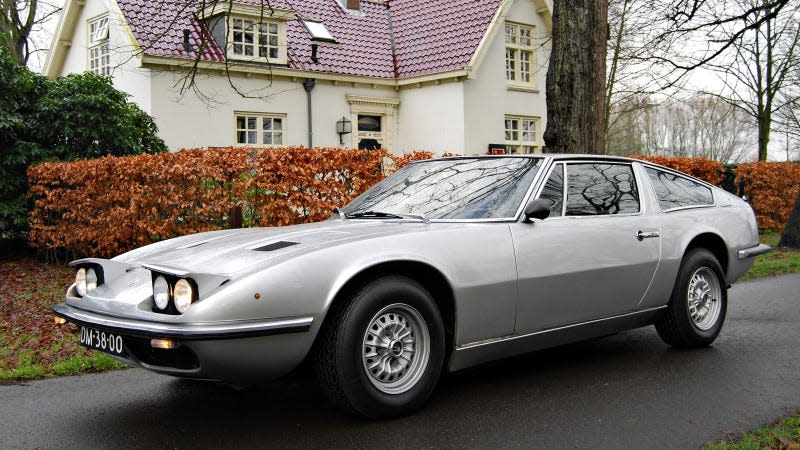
[
  {"left": 655, "top": 248, "right": 727, "bottom": 348},
  {"left": 315, "top": 276, "right": 445, "bottom": 419}
]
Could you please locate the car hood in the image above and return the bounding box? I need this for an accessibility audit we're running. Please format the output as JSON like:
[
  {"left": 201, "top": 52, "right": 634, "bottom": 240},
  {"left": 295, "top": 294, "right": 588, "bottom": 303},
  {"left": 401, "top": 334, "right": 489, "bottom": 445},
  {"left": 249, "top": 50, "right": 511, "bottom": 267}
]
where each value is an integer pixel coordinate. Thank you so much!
[{"left": 114, "top": 220, "right": 428, "bottom": 276}]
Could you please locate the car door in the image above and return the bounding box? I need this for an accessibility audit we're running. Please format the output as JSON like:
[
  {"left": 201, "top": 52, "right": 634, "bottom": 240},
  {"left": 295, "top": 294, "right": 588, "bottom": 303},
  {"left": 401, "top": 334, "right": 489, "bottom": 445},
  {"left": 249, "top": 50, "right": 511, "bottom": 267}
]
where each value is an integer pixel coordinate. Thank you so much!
[{"left": 510, "top": 161, "right": 661, "bottom": 334}]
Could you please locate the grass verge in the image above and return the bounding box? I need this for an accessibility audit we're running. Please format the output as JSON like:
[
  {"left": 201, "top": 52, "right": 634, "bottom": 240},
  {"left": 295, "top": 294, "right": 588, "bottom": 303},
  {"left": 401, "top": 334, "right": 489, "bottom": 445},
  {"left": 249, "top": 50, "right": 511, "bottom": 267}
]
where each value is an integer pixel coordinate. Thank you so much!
[
  {"left": 704, "top": 413, "right": 800, "bottom": 450},
  {"left": 0, "top": 259, "right": 126, "bottom": 383},
  {"left": 739, "top": 232, "right": 800, "bottom": 282}
]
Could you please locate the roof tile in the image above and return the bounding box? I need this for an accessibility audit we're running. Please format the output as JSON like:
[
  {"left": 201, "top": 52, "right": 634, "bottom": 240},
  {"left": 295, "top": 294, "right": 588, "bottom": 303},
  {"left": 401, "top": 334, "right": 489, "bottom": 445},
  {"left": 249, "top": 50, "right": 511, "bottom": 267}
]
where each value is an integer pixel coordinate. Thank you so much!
[{"left": 116, "top": 0, "right": 501, "bottom": 78}]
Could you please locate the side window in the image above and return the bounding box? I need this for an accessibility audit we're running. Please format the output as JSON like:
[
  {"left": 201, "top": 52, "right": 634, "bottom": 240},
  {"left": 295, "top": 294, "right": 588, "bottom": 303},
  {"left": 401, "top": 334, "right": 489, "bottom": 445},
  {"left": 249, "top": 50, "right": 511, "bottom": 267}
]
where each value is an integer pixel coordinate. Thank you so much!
[
  {"left": 539, "top": 164, "right": 564, "bottom": 217},
  {"left": 646, "top": 167, "right": 714, "bottom": 210},
  {"left": 566, "top": 163, "right": 640, "bottom": 216}
]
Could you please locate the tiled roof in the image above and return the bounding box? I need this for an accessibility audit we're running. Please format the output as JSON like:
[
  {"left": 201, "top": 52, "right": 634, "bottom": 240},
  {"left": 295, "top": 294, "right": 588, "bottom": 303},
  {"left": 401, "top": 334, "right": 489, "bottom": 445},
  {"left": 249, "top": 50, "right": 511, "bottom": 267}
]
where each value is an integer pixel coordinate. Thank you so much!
[
  {"left": 116, "top": 0, "right": 502, "bottom": 78},
  {"left": 391, "top": 0, "right": 502, "bottom": 77},
  {"left": 286, "top": 0, "right": 396, "bottom": 78},
  {"left": 119, "top": 0, "right": 226, "bottom": 62}
]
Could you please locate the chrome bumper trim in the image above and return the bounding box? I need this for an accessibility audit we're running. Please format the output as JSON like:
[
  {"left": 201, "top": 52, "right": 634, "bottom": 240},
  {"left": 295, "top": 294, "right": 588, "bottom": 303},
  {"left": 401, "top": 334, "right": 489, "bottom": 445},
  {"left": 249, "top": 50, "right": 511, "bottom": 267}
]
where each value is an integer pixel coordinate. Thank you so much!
[
  {"left": 53, "top": 303, "right": 313, "bottom": 340},
  {"left": 737, "top": 243, "right": 772, "bottom": 260}
]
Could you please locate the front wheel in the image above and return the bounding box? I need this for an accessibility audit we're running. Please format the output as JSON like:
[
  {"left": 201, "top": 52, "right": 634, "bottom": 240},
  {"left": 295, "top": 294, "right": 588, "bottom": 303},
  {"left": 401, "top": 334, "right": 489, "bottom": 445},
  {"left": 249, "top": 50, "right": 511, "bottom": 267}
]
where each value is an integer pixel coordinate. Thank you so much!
[
  {"left": 315, "top": 276, "right": 445, "bottom": 419},
  {"left": 655, "top": 248, "right": 727, "bottom": 348}
]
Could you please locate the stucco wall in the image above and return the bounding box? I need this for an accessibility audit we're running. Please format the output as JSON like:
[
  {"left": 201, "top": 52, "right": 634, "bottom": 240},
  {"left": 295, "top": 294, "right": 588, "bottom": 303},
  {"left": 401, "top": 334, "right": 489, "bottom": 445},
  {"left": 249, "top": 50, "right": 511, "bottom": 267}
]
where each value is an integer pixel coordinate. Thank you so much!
[
  {"left": 149, "top": 72, "right": 401, "bottom": 151},
  {"left": 463, "top": 0, "right": 550, "bottom": 154},
  {"left": 58, "top": 0, "right": 152, "bottom": 113},
  {"left": 397, "top": 81, "right": 466, "bottom": 154}
]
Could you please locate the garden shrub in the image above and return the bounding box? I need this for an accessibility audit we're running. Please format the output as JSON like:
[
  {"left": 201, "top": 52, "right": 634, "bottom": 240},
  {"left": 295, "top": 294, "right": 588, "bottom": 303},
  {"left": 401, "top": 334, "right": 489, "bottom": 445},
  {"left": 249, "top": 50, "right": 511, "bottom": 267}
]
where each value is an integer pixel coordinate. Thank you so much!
[{"left": 0, "top": 46, "right": 166, "bottom": 239}]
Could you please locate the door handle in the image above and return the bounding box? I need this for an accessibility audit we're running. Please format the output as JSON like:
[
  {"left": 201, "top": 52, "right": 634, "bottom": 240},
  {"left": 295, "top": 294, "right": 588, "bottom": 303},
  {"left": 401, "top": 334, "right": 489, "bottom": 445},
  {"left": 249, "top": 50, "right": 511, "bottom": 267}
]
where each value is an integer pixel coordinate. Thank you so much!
[{"left": 637, "top": 230, "right": 660, "bottom": 241}]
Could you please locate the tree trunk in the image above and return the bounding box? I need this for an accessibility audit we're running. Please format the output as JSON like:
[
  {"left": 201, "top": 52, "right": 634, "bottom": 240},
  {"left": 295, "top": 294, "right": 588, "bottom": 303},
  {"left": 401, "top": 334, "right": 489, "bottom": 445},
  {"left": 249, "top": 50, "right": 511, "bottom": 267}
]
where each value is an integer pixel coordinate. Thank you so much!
[
  {"left": 1, "top": 0, "right": 38, "bottom": 65},
  {"left": 779, "top": 190, "right": 800, "bottom": 248},
  {"left": 544, "top": 0, "right": 608, "bottom": 154},
  {"left": 757, "top": 110, "right": 770, "bottom": 161}
]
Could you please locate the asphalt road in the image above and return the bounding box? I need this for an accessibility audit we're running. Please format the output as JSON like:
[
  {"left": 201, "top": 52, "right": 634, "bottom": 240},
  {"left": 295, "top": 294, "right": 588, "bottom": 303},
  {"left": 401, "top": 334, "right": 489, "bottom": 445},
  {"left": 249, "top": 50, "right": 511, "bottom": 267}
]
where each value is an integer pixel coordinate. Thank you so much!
[{"left": 2, "top": 273, "right": 799, "bottom": 449}]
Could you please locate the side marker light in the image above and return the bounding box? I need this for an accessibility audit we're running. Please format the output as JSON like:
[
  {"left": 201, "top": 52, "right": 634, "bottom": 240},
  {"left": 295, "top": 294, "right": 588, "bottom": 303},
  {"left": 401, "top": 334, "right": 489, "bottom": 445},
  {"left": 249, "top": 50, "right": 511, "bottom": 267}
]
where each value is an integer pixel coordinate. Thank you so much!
[{"left": 150, "top": 338, "right": 175, "bottom": 349}]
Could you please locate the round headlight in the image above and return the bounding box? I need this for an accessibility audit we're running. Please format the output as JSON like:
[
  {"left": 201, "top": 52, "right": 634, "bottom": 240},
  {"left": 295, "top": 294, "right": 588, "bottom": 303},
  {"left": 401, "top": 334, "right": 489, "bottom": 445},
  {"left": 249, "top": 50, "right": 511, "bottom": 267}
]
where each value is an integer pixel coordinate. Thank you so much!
[
  {"left": 173, "top": 279, "right": 194, "bottom": 314},
  {"left": 75, "top": 268, "right": 87, "bottom": 297},
  {"left": 153, "top": 276, "right": 170, "bottom": 310},
  {"left": 85, "top": 267, "right": 98, "bottom": 292}
]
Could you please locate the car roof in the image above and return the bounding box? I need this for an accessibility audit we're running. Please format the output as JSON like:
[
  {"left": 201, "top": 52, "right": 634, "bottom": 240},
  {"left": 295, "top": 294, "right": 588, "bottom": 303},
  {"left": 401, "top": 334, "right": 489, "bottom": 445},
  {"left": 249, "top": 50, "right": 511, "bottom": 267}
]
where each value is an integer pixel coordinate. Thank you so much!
[
  {"left": 409, "top": 154, "right": 715, "bottom": 187},
  {"left": 423, "top": 154, "right": 638, "bottom": 164}
]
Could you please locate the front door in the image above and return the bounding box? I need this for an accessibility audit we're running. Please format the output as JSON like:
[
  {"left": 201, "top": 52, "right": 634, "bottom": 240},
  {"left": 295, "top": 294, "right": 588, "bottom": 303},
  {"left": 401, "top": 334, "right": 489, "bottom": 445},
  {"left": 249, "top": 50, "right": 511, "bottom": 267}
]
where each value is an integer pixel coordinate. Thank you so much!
[{"left": 511, "top": 162, "right": 661, "bottom": 334}]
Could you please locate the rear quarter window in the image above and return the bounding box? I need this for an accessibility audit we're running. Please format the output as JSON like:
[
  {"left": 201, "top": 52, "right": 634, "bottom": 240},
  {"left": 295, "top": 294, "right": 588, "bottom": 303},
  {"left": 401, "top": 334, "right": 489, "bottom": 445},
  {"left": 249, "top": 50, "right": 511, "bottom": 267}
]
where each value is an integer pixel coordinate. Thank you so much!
[{"left": 646, "top": 167, "right": 714, "bottom": 210}]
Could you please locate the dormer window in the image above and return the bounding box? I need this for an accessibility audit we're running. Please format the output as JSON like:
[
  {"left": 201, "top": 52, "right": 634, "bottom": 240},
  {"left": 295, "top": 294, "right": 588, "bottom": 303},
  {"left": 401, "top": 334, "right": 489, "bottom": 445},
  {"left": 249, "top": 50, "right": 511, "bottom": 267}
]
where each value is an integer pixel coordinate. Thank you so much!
[
  {"left": 231, "top": 18, "right": 280, "bottom": 59},
  {"left": 199, "top": 2, "right": 291, "bottom": 65}
]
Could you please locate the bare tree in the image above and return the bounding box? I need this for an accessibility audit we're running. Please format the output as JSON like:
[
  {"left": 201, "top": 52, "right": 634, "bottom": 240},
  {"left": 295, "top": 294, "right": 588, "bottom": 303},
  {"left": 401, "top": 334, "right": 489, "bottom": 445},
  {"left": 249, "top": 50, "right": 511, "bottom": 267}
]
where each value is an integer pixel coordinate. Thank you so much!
[
  {"left": 544, "top": 0, "right": 608, "bottom": 154},
  {"left": 608, "top": 94, "right": 757, "bottom": 161},
  {"left": 775, "top": 88, "right": 800, "bottom": 160},
  {"left": 1, "top": 0, "right": 60, "bottom": 65},
  {"left": 1, "top": 0, "right": 37, "bottom": 64},
  {"left": 603, "top": 0, "right": 800, "bottom": 160},
  {"left": 606, "top": 94, "right": 649, "bottom": 155},
  {"left": 604, "top": 0, "right": 687, "bottom": 153},
  {"left": 650, "top": 0, "right": 795, "bottom": 71},
  {"left": 689, "top": 95, "right": 757, "bottom": 162},
  {"left": 700, "top": 0, "right": 800, "bottom": 161}
]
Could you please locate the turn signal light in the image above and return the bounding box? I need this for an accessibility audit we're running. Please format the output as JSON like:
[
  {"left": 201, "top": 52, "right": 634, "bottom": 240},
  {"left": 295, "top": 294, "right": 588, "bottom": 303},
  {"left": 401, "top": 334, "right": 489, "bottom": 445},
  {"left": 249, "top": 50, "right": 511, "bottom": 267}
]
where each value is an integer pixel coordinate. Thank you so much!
[
  {"left": 53, "top": 316, "right": 67, "bottom": 325},
  {"left": 150, "top": 338, "right": 175, "bottom": 349}
]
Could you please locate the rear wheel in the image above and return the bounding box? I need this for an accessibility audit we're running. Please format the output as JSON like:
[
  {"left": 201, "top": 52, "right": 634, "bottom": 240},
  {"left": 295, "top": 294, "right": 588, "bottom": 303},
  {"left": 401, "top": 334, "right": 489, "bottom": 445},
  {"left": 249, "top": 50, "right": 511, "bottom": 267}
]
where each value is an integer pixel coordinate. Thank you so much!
[
  {"left": 315, "top": 276, "right": 445, "bottom": 419},
  {"left": 655, "top": 248, "right": 727, "bottom": 347}
]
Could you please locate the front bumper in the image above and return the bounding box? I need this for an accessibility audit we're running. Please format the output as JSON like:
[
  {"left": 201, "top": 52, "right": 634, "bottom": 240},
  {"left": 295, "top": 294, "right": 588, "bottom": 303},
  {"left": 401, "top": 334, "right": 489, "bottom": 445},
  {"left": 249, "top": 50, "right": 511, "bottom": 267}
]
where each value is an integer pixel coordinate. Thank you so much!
[
  {"left": 53, "top": 303, "right": 316, "bottom": 382},
  {"left": 53, "top": 303, "right": 313, "bottom": 340},
  {"left": 738, "top": 243, "right": 772, "bottom": 260}
]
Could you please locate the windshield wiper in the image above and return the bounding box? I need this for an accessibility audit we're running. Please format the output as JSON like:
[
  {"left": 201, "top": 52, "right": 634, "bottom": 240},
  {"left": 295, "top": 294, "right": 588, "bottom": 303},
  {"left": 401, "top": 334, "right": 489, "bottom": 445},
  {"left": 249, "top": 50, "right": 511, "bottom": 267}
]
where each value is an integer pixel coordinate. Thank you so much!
[
  {"left": 348, "top": 210, "right": 430, "bottom": 224},
  {"left": 334, "top": 207, "right": 347, "bottom": 220}
]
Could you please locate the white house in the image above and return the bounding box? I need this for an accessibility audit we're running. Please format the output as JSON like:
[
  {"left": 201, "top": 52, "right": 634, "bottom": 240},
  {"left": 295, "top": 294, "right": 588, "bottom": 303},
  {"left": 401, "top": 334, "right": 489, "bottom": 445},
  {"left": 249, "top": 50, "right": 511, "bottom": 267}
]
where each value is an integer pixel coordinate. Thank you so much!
[{"left": 44, "top": 0, "right": 552, "bottom": 155}]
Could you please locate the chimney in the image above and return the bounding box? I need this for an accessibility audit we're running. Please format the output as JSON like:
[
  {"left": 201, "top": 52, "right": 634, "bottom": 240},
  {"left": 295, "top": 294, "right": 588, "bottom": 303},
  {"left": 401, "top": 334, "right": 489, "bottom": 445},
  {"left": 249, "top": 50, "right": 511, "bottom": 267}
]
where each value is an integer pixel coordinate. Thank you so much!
[{"left": 346, "top": 0, "right": 359, "bottom": 10}]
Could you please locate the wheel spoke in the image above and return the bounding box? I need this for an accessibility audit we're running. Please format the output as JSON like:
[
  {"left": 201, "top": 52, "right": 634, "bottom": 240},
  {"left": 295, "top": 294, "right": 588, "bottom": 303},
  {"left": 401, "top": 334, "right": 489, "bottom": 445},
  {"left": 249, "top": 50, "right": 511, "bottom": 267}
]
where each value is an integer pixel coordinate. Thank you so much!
[
  {"left": 685, "top": 267, "right": 723, "bottom": 331},
  {"left": 361, "top": 303, "right": 431, "bottom": 395}
]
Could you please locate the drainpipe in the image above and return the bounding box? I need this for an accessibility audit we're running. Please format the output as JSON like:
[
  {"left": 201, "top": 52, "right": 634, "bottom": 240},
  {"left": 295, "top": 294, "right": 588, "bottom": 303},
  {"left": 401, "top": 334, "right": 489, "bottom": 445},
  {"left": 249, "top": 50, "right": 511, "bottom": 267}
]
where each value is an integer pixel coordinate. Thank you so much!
[{"left": 303, "top": 78, "right": 316, "bottom": 148}]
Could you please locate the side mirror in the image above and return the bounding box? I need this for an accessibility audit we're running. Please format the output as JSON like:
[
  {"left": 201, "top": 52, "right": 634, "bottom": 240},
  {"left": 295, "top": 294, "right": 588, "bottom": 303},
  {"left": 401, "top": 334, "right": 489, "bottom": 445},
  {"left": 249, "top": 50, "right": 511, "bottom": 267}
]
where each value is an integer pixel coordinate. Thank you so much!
[{"left": 524, "top": 198, "right": 553, "bottom": 222}]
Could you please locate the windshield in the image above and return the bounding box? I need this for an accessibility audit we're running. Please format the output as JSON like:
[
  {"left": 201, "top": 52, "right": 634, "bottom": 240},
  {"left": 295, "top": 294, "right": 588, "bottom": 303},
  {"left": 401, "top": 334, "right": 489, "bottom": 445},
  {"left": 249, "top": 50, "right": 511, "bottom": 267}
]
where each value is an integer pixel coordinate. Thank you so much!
[{"left": 343, "top": 157, "right": 542, "bottom": 220}]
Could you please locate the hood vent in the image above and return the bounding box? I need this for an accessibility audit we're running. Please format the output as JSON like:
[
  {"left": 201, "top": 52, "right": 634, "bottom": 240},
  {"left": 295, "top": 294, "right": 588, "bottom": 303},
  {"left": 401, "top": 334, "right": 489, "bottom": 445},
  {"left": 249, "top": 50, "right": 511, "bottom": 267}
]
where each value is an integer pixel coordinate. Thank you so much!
[{"left": 252, "top": 241, "right": 299, "bottom": 252}]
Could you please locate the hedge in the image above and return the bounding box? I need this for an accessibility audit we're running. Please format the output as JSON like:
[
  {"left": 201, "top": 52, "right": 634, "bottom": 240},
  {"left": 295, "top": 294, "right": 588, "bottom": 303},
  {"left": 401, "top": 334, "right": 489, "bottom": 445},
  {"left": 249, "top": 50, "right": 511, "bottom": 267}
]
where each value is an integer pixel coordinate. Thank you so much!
[
  {"left": 734, "top": 162, "right": 800, "bottom": 231},
  {"left": 27, "top": 147, "right": 429, "bottom": 257},
  {"left": 632, "top": 156, "right": 726, "bottom": 186},
  {"left": 27, "top": 150, "right": 798, "bottom": 257}
]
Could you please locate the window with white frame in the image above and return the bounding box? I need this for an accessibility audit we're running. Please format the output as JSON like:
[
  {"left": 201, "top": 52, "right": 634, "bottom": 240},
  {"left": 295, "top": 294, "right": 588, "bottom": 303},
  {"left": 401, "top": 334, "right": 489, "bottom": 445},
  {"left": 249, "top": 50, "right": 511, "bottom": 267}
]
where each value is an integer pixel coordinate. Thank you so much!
[
  {"left": 235, "top": 113, "right": 285, "bottom": 145},
  {"left": 229, "top": 17, "right": 283, "bottom": 62},
  {"left": 504, "top": 22, "right": 535, "bottom": 88},
  {"left": 504, "top": 115, "right": 540, "bottom": 154},
  {"left": 88, "top": 15, "right": 110, "bottom": 75}
]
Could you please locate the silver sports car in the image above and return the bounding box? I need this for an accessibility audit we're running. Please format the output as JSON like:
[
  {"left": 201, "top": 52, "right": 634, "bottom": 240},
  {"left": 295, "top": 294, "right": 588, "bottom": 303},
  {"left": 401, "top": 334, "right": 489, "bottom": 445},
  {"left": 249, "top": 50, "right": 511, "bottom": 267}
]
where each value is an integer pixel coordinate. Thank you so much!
[{"left": 53, "top": 155, "right": 770, "bottom": 418}]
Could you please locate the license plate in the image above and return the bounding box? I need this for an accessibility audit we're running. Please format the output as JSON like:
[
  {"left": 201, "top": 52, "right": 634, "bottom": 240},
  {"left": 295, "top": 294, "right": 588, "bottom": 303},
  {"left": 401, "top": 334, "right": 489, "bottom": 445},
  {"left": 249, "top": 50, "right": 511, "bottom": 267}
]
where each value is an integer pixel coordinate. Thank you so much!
[{"left": 79, "top": 326, "right": 126, "bottom": 357}]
